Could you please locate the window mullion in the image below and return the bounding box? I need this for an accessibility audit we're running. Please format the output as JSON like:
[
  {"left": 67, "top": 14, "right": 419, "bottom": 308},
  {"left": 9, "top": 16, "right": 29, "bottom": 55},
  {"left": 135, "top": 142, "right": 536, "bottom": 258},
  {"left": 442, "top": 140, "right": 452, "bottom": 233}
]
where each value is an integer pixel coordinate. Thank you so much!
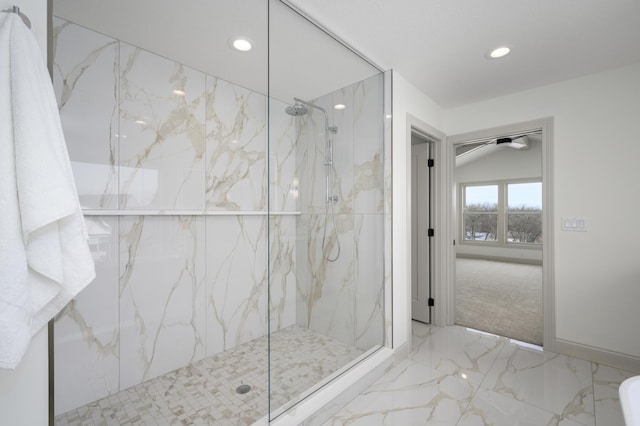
[{"left": 498, "top": 183, "right": 506, "bottom": 244}]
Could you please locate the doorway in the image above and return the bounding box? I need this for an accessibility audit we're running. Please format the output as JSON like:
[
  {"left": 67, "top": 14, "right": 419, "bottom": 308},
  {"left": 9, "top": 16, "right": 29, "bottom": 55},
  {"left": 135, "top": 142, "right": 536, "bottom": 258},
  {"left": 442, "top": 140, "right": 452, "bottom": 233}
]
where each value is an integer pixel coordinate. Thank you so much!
[
  {"left": 446, "top": 118, "right": 555, "bottom": 349},
  {"left": 411, "top": 131, "right": 434, "bottom": 323}
]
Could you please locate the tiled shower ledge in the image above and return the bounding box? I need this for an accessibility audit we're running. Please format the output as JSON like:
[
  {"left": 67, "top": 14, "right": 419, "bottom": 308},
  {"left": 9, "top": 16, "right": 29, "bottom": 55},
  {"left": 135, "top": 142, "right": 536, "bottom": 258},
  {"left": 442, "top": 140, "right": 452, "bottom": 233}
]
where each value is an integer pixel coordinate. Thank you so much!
[{"left": 82, "top": 210, "right": 301, "bottom": 216}]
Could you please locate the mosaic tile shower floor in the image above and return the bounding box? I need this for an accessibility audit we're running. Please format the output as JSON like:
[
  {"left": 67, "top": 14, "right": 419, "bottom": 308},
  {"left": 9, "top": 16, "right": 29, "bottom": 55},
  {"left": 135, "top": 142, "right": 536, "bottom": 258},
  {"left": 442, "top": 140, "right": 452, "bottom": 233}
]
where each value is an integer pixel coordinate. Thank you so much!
[{"left": 55, "top": 325, "right": 364, "bottom": 425}]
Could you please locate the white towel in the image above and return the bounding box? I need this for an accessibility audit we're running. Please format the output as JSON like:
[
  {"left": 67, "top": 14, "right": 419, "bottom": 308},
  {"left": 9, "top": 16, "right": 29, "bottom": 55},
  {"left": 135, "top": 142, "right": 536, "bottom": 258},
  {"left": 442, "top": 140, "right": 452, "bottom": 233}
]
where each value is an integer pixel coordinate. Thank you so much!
[{"left": 0, "top": 13, "right": 95, "bottom": 369}]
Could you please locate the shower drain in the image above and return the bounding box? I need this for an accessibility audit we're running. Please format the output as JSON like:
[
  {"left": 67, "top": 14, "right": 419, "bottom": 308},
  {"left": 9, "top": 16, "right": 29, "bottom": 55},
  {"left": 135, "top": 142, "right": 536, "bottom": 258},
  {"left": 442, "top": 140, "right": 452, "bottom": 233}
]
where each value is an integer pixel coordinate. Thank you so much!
[{"left": 236, "top": 384, "right": 251, "bottom": 394}]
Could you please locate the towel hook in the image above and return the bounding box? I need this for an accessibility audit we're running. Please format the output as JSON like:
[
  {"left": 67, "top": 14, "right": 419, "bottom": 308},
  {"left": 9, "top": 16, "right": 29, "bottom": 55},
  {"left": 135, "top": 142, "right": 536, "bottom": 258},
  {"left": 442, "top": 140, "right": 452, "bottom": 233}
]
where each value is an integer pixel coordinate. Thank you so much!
[{"left": 1, "top": 5, "right": 32, "bottom": 29}]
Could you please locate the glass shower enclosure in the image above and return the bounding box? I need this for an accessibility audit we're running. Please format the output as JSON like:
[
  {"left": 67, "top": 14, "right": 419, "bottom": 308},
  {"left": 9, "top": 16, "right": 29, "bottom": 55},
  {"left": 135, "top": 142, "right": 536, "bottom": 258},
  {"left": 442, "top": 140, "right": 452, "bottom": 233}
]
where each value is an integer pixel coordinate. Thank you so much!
[{"left": 50, "top": 0, "right": 387, "bottom": 423}]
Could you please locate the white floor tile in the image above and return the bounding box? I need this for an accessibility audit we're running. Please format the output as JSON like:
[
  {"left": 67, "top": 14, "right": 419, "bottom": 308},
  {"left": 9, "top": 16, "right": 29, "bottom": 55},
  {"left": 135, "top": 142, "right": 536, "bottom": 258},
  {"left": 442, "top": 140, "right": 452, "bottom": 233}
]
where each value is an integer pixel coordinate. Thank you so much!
[
  {"left": 458, "top": 388, "right": 586, "bottom": 426},
  {"left": 410, "top": 324, "right": 505, "bottom": 384},
  {"left": 592, "top": 363, "right": 636, "bottom": 426},
  {"left": 326, "top": 358, "right": 476, "bottom": 425},
  {"left": 331, "top": 323, "right": 627, "bottom": 426},
  {"left": 481, "top": 341, "right": 595, "bottom": 425}
]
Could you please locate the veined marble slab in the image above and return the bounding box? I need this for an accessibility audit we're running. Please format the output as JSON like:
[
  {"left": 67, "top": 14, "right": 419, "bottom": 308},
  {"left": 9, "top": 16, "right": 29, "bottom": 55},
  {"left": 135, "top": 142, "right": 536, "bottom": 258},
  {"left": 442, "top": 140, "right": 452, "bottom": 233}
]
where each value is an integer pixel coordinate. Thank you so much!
[
  {"left": 205, "top": 215, "right": 267, "bottom": 356},
  {"left": 327, "top": 358, "right": 477, "bottom": 425},
  {"left": 482, "top": 340, "right": 595, "bottom": 425},
  {"left": 294, "top": 79, "right": 386, "bottom": 352},
  {"left": 353, "top": 75, "right": 384, "bottom": 215},
  {"left": 54, "top": 216, "right": 119, "bottom": 414},
  {"left": 205, "top": 76, "right": 265, "bottom": 211},
  {"left": 53, "top": 18, "right": 119, "bottom": 209},
  {"left": 269, "top": 98, "right": 299, "bottom": 213},
  {"left": 354, "top": 214, "right": 384, "bottom": 350},
  {"left": 269, "top": 216, "right": 297, "bottom": 332},
  {"left": 119, "top": 44, "right": 206, "bottom": 210},
  {"left": 119, "top": 216, "right": 207, "bottom": 390}
]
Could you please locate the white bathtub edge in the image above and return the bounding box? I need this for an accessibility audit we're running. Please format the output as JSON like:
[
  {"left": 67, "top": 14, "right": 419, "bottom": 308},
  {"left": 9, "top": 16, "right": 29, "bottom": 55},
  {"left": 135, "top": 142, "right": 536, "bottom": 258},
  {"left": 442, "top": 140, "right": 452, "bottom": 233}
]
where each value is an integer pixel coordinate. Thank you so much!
[{"left": 620, "top": 375, "right": 640, "bottom": 426}]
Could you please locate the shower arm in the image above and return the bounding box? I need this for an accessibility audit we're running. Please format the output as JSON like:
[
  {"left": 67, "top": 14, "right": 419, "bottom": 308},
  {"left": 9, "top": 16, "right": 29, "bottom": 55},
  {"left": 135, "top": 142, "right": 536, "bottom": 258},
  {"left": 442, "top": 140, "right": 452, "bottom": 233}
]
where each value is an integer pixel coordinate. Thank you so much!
[
  {"left": 293, "top": 97, "right": 337, "bottom": 137},
  {"left": 293, "top": 97, "right": 337, "bottom": 164}
]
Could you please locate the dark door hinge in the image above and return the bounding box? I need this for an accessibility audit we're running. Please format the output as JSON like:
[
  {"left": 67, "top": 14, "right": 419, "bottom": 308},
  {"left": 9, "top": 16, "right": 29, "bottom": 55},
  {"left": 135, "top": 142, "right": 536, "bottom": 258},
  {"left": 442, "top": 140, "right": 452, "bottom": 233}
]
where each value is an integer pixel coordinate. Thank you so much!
[
  {"left": 427, "top": 228, "right": 434, "bottom": 237},
  {"left": 427, "top": 159, "right": 435, "bottom": 167},
  {"left": 428, "top": 298, "right": 435, "bottom": 307}
]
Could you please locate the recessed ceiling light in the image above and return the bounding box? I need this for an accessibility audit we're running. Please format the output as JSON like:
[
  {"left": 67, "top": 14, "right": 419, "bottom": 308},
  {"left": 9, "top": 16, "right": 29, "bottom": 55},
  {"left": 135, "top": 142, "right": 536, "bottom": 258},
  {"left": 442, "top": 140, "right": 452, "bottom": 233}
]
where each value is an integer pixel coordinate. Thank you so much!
[
  {"left": 173, "top": 89, "right": 185, "bottom": 96},
  {"left": 334, "top": 104, "right": 346, "bottom": 110},
  {"left": 232, "top": 38, "right": 252, "bottom": 52},
  {"left": 487, "top": 46, "right": 511, "bottom": 59}
]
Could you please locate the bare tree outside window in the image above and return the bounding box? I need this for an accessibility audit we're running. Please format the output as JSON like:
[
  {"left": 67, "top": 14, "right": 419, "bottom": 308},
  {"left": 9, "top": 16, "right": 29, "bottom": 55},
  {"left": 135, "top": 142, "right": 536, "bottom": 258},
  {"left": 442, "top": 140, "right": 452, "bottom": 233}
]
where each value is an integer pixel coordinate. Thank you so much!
[
  {"left": 463, "top": 185, "right": 498, "bottom": 241},
  {"left": 464, "top": 203, "right": 498, "bottom": 241},
  {"left": 507, "top": 182, "right": 542, "bottom": 244},
  {"left": 462, "top": 181, "right": 542, "bottom": 245}
]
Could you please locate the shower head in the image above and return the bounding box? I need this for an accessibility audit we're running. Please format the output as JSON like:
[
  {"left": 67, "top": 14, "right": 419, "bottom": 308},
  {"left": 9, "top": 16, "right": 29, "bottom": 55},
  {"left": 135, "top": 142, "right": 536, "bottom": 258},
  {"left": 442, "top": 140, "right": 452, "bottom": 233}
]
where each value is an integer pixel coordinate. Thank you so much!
[
  {"left": 285, "top": 102, "right": 308, "bottom": 117},
  {"left": 286, "top": 97, "right": 339, "bottom": 136}
]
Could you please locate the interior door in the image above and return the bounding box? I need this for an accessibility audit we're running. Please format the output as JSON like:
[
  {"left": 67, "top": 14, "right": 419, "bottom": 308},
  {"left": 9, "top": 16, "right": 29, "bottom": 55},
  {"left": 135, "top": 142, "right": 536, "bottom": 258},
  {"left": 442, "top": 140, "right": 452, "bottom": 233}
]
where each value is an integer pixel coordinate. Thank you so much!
[{"left": 412, "top": 141, "right": 432, "bottom": 323}]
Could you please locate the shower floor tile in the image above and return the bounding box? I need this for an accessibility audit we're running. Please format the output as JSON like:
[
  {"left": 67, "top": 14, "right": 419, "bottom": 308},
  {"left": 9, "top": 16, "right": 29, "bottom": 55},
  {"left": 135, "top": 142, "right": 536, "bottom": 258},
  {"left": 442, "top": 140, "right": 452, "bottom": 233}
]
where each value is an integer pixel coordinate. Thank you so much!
[{"left": 55, "top": 325, "right": 364, "bottom": 425}]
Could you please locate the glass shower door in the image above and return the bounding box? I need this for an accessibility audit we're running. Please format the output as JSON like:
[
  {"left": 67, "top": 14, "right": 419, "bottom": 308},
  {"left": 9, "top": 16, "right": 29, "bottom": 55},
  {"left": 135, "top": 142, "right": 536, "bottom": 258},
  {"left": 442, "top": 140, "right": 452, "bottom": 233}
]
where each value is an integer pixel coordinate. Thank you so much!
[{"left": 267, "top": 0, "right": 386, "bottom": 420}]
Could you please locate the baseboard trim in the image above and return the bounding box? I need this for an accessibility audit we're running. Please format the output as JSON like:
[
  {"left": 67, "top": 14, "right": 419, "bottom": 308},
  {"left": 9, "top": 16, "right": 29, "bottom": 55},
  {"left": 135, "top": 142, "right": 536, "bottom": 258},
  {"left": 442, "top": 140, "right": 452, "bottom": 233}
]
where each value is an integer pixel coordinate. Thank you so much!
[
  {"left": 456, "top": 253, "right": 543, "bottom": 266},
  {"left": 555, "top": 338, "right": 640, "bottom": 374}
]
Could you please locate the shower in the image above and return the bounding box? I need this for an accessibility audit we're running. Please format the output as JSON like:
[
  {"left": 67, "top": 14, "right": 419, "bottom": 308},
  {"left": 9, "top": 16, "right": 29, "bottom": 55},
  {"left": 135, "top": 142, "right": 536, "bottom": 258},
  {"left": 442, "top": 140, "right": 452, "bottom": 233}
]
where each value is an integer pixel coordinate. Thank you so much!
[
  {"left": 286, "top": 97, "right": 341, "bottom": 262},
  {"left": 50, "top": 1, "right": 387, "bottom": 424}
]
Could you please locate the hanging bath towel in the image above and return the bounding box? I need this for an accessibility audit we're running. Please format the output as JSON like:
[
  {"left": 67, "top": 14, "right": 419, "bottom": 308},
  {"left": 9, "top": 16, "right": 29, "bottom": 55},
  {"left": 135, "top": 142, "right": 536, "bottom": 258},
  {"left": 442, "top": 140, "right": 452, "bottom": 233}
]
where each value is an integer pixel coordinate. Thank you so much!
[{"left": 0, "top": 12, "right": 95, "bottom": 369}]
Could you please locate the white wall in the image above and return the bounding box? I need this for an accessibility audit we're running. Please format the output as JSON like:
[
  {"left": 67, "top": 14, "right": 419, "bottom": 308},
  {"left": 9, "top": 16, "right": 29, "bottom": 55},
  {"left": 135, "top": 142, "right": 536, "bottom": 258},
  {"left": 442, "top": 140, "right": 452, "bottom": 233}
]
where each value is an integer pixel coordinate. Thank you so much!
[
  {"left": 0, "top": 1, "right": 49, "bottom": 424},
  {"left": 444, "top": 63, "right": 640, "bottom": 365},
  {"left": 455, "top": 140, "right": 542, "bottom": 183},
  {"left": 391, "top": 72, "right": 444, "bottom": 354}
]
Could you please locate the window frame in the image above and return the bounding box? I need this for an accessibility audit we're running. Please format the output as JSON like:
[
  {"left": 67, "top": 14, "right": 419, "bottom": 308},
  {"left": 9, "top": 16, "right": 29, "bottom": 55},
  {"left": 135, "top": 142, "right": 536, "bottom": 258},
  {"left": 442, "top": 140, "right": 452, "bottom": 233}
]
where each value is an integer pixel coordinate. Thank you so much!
[{"left": 459, "top": 178, "right": 542, "bottom": 249}]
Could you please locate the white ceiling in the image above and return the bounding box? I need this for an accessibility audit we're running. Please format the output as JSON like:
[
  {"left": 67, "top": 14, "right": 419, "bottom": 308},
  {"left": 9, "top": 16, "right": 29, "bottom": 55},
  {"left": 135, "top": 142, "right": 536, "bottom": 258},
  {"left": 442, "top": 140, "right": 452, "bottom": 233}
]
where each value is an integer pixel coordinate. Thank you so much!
[{"left": 287, "top": 0, "right": 640, "bottom": 107}]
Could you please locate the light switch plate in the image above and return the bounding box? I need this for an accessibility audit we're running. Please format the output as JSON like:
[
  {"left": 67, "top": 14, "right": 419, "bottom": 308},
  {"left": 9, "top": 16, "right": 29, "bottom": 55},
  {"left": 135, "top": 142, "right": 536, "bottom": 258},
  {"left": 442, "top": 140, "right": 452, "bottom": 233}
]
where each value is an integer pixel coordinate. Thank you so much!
[{"left": 561, "top": 217, "right": 587, "bottom": 231}]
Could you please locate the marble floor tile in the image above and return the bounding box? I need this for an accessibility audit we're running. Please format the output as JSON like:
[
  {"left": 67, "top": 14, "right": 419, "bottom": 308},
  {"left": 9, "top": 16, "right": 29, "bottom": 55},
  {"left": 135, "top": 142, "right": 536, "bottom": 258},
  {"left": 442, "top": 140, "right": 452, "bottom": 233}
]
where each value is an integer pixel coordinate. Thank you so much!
[
  {"left": 326, "top": 358, "right": 478, "bottom": 425},
  {"left": 592, "top": 363, "right": 636, "bottom": 426},
  {"left": 482, "top": 341, "right": 595, "bottom": 425},
  {"left": 458, "top": 388, "right": 586, "bottom": 426},
  {"left": 411, "top": 320, "right": 437, "bottom": 350},
  {"left": 410, "top": 324, "right": 506, "bottom": 384},
  {"left": 329, "top": 323, "right": 629, "bottom": 426}
]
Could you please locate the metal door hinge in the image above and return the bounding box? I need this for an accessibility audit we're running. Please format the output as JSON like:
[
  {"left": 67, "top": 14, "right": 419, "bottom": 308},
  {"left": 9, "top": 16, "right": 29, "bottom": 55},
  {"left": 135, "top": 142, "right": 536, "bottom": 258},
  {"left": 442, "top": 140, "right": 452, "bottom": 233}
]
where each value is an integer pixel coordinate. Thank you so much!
[
  {"left": 428, "top": 298, "right": 435, "bottom": 307},
  {"left": 427, "top": 228, "right": 434, "bottom": 237},
  {"left": 427, "top": 159, "right": 434, "bottom": 168}
]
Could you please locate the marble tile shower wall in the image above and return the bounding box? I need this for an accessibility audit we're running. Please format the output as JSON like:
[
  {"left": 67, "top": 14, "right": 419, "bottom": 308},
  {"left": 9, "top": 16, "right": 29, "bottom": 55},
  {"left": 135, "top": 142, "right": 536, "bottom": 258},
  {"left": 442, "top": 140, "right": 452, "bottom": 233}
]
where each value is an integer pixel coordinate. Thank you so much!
[
  {"left": 295, "top": 75, "right": 385, "bottom": 351},
  {"left": 52, "top": 18, "right": 297, "bottom": 415}
]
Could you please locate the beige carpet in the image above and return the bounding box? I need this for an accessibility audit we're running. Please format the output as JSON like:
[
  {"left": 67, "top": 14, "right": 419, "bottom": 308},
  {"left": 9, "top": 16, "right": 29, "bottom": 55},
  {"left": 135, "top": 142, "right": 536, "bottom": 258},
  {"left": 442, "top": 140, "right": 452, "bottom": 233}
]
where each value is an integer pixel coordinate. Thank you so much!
[{"left": 455, "top": 257, "right": 543, "bottom": 346}]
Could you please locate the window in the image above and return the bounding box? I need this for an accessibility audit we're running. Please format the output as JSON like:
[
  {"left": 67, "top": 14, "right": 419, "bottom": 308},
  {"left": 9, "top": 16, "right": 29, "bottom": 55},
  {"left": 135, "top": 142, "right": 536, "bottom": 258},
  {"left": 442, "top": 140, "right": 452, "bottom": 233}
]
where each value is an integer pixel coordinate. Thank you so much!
[
  {"left": 463, "top": 185, "right": 498, "bottom": 241},
  {"left": 461, "top": 180, "right": 542, "bottom": 246},
  {"left": 507, "top": 182, "right": 542, "bottom": 244}
]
